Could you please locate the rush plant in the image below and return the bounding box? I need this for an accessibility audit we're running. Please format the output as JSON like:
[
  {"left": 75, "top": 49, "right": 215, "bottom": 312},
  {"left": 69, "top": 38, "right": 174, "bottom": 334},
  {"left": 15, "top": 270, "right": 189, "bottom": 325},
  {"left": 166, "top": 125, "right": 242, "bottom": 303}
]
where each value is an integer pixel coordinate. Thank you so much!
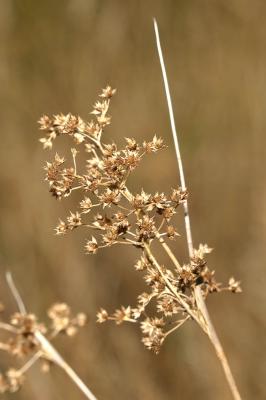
[
  {"left": 0, "top": 18, "right": 242, "bottom": 400},
  {"left": 37, "top": 20, "right": 242, "bottom": 400}
]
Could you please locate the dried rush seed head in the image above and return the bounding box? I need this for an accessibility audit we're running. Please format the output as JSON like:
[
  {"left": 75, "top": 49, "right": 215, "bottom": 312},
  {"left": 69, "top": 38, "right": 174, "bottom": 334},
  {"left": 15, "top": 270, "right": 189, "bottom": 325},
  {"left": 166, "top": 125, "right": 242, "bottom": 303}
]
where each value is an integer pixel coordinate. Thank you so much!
[
  {"left": 0, "top": 300, "right": 86, "bottom": 393},
  {"left": 39, "top": 86, "right": 241, "bottom": 354}
]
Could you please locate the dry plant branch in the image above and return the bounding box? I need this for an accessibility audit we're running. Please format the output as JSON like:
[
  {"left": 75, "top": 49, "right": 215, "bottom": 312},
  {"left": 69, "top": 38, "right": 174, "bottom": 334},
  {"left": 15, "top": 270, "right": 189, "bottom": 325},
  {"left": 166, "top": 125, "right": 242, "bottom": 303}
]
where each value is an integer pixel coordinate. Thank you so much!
[
  {"left": 153, "top": 18, "right": 242, "bottom": 400},
  {"left": 0, "top": 272, "right": 96, "bottom": 400},
  {"left": 38, "top": 39, "right": 242, "bottom": 398}
]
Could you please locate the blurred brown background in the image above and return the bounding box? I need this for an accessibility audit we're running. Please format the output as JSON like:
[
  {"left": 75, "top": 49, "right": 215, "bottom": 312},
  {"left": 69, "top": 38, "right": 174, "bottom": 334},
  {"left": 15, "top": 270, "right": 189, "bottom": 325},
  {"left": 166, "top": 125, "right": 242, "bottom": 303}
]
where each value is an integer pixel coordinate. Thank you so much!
[{"left": 0, "top": 0, "right": 265, "bottom": 399}]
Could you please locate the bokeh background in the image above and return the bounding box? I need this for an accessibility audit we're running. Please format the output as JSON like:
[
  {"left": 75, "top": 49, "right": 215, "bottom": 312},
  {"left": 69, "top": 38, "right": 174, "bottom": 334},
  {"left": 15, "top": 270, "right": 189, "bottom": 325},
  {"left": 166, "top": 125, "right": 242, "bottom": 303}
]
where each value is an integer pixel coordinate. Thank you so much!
[{"left": 0, "top": 1, "right": 265, "bottom": 399}]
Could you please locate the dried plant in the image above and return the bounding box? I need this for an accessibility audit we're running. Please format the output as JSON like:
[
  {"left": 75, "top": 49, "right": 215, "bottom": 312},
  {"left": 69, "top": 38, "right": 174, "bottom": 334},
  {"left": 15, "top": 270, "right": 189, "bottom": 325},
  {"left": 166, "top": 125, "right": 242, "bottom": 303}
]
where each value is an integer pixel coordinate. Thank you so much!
[
  {"left": 37, "top": 20, "right": 243, "bottom": 400},
  {"left": 0, "top": 273, "right": 96, "bottom": 400},
  {"left": 39, "top": 88, "right": 242, "bottom": 400}
]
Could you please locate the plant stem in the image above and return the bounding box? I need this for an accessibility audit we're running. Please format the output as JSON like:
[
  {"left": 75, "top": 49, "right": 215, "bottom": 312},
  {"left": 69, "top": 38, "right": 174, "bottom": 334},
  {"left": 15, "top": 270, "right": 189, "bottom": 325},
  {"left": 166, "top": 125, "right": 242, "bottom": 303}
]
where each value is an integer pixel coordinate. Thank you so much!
[
  {"left": 154, "top": 231, "right": 182, "bottom": 272},
  {"left": 6, "top": 272, "right": 98, "bottom": 400},
  {"left": 35, "top": 331, "right": 98, "bottom": 400},
  {"left": 153, "top": 18, "right": 242, "bottom": 400},
  {"left": 194, "top": 292, "right": 242, "bottom": 400},
  {"left": 144, "top": 243, "right": 199, "bottom": 324},
  {"left": 165, "top": 316, "right": 189, "bottom": 338},
  {"left": 0, "top": 322, "right": 18, "bottom": 334}
]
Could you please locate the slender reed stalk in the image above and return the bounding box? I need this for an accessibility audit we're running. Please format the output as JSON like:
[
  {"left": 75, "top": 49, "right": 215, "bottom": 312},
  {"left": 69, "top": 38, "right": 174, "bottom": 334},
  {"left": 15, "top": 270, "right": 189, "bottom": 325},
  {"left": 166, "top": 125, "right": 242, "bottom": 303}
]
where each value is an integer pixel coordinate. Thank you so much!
[{"left": 153, "top": 18, "right": 242, "bottom": 400}]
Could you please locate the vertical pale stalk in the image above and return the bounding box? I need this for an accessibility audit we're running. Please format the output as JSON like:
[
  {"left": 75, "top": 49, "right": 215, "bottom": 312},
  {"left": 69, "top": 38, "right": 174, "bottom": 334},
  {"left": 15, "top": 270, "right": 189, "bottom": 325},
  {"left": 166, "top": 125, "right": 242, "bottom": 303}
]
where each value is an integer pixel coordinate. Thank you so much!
[{"left": 153, "top": 19, "right": 242, "bottom": 400}]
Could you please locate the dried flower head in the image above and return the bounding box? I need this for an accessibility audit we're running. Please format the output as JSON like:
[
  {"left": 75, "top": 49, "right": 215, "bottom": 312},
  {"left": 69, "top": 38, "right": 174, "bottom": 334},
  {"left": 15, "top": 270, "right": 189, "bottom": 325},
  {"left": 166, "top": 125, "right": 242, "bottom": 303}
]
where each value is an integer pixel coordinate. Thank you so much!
[
  {"left": 0, "top": 299, "right": 86, "bottom": 394},
  {"left": 39, "top": 86, "right": 241, "bottom": 354}
]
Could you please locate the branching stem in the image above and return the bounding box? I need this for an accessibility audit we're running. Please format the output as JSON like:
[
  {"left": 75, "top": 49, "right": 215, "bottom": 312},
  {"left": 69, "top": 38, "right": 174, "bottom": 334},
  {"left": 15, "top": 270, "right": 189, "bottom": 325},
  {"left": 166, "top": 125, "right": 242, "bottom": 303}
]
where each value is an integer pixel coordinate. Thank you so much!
[
  {"left": 165, "top": 316, "right": 190, "bottom": 338},
  {"left": 5, "top": 272, "right": 98, "bottom": 400},
  {"left": 144, "top": 243, "right": 199, "bottom": 324}
]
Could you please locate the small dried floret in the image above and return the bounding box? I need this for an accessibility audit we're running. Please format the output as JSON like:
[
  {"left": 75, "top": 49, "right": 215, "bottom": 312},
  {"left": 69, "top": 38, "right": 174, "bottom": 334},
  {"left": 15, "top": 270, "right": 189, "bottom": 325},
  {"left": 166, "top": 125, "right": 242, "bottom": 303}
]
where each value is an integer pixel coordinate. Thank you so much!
[
  {"left": 84, "top": 143, "right": 94, "bottom": 153},
  {"left": 201, "top": 269, "right": 221, "bottom": 293},
  {"left": 49, "top": 183, "right": 72, "bottom": 200},
  {"left": 131, "top": 306, "right": 143, "bottom": 320},
  {"left": 228, "top": 277, "right": 242, "bottom": 293},
  {"left": 190, "top": 255, "right": 207, "bottom": 274},
  {"left": 81, "top": 172, "right": 101, "bottom": 192},
  {"left": 67, "top": 212, "right": 82, "bottom": 230},
  {"left": 143, "top": 135, "right": 165, "bottom": 153},
  {"left": 122, "top": 150, "right": 141, "bottom": 171},
  {"left": 144, "top": 268, "right": 165, "bottom": 290},
  {"left": 166, "top": 225, "right": 179, "bottom": 239},
  {"left": 80, "top": 197, "right": 93, "bottom": 211},
  {"left": 54, "top": 113, "right": 83, "bottom": 136},
  {"left": 66, "top": 326, "right": 78, "bottom": 337},
  {"left": 113, "top": 306, "right": 132, "bottom": 324},
  {"left": 162, "top": 207, "right": 175, "bottom": 221},
  {"left": 73, "top": 132, "right": 85, "bottom": 144},
  {"left": 102, "top": 142, "right": 117, "bottom": 157},
  {"left": 48, "top": 303, "right": 71, "bottom": 332},
  {"left": 85, "top": 121, "right": 101, "bottom": 137},
  {"left": 5, "top": 369, "right": 24, "bottom": 393},
  {"left": 140, "top": 317, "right": 165, "bottom": 336},
  {"left": 115, "top": 219, "right": 130, "bottom": 235},
  {"left": 177, "top": 265, "right": 195, "bottom": 291},
  {"left": 40, "top": 137, "right": 53, "bottom": 150},
  {"left": 92, "top": 214, "right": 112, "bottom": 229},
  {"left": 157, "top": 296, "right": 181, "bottom": 316},
  {"left": 99, "top": 86, "right": 116, "bottom": 99},
  {"left": 10, "top": 313, "right": 38, "bottom": 333},
  {"left": 48, "top": 303, "right": 70, "bottom": 320},
  {"left": 149, "top": 192, "right": 168, "bottom": 211},
  {"left": 55, "top": 219, "right": 68, "bottom": 235},
  {"left": 98, "top": 189, "right": 121, "bottom": 207},
  {"left": 134, "top": 256, "right": 150, "bottom": 271},
  {"left": 194, "top": 244, "right": 213, "bottom": 259},
  {"left": 102, "top": 226, "right": 119, "bottom": 245},
  {"left": 132, "top": 190, "right": 150, "bottom": 210},
  {"left": 136, "top": 215, "right": 156, "bottom": 240},
  {"left": 97, "top": 114, "right": 111, "bottom": 126},
  {"left": 44, "top": 155, "right": 76, "bottom": 200},
  {"left": 137, "top": 292, "right": 152, "bottom": 307},
  {"left": 39, "top": 116, "right": 56, "bottom": 149},
  {"left": 142, "top": 334, "right": 165, "bottom": 354},
  {"left": 91, "top": 100, "right": 108, "bottom": 115},
  {"left": 39, "top": 113, "right": 87, "bottom": 149},
  {"left": 125, "top": 137, "right": 138, "bottom": 151},
  {"left": 96, "top": 308, "right": 109, "bottom": 323},
  {"left": 85, "top": 237, "right": 98, "bottom": 254},
  {"left": 170, "top": 187, "right": 188, "bottom": 204},
  {"left": 39, "top": 115, "right": 53, "bottom": 130},
  {"left": 47, "top": 303, "right": 85, "bottom": 336},
  {"left": 75, "top": 313, "right": 87, "bottom": 327}
]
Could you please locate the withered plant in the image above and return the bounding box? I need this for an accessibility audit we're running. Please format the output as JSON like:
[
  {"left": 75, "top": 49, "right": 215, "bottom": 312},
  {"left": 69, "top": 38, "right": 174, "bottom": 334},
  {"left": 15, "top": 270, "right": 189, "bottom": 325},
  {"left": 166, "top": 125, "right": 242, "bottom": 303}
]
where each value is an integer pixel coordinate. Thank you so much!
[
  {"left": 0, "top": 273, "right": 96, "bottom": 400},
  {"left": 37, "top": 20, "right": 242, "bottom": 400}
]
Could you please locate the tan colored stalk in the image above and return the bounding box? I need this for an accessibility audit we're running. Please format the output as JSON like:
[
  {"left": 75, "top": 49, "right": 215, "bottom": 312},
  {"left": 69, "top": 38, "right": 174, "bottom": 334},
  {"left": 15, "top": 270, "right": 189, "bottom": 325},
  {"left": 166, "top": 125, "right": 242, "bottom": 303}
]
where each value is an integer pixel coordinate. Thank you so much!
[
  {"left": 6, "top": 272, "right": 98, "bottom": 400},
  {"left": 154, "top": 231, "right": 182, "bottom": 272},
  {"left": 143, "top": 243, "right": 200, "bottom": 323},
  {"left": 153, "top": 18, "right": 242, "bottom": 400}
]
